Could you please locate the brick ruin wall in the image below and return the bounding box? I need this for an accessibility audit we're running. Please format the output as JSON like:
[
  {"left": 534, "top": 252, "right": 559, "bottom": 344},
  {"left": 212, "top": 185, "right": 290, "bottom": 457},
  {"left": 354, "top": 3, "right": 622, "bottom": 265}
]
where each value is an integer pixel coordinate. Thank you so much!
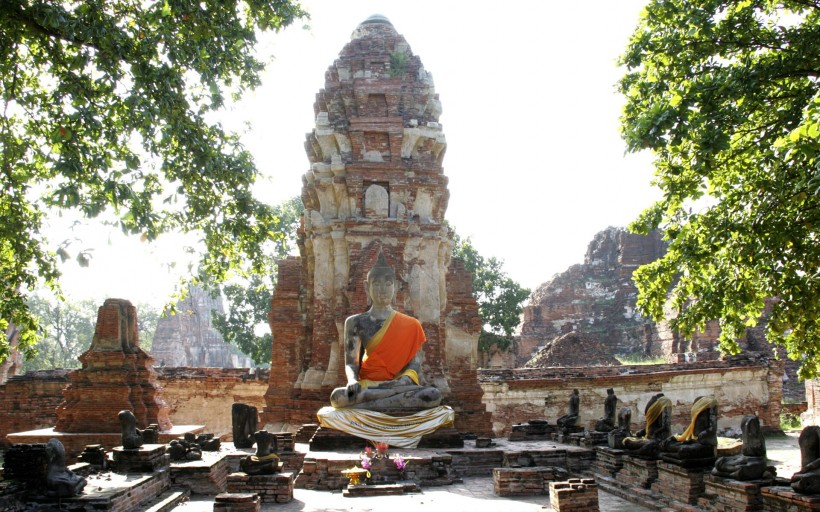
[
  {"left": 0, "top": 359, "right": 804, "bottom": 448},
  {"left": 480, "top": 358, "right": 785, "bottom": 437}
]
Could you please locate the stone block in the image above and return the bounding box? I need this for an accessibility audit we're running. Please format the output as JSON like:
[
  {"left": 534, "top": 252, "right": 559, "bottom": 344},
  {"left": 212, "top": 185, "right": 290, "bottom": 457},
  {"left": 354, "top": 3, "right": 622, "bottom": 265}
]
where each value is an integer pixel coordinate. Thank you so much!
[{"left": 549, "top": 478, "right": 600, "bottom": 512}]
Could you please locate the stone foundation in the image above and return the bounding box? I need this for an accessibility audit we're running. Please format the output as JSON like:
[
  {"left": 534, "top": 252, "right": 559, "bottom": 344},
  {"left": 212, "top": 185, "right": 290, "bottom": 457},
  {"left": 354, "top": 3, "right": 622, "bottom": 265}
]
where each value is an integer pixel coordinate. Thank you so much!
[
  {"left": 492, "top": 466, "right": 569, "bottom": 496},
  {"left": 651, "top": 461, "right": 706, "bottom": 505},
  {"left": 593, "top": 447, "right": 626, "bottom": 478},
  {"left": 698, "top": 474, "right": 773, "bottom": 511},
  {"left": 549, "top": 478, "right": 600, "bottom": 512},
  {"left": 618, "top": 456, "right": 659, "bottom": 489},
  {"left": 169, "top": 451, "right": 230, "bottom": 495},
  {"left": 296, "top": 452, "right": 456, "bottom": 490},
  {"left": 112, "top": 444, "right": 169, "bottom": 474},
  {"left": 761, "top": 485, "right": 820, "bottom": 511},
  {"left": 213, "top": 493, "right": 260, "bottom": 512},
  {"left": 226, "top": 472, "right": 294, "bottom": 503}
]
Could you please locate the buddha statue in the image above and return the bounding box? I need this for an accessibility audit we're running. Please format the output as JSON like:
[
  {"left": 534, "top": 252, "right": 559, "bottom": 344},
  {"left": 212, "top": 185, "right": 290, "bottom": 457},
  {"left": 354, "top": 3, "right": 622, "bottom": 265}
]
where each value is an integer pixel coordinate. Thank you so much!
[
  {"left": 45, "top": 438, "right": 87, "bottom": 498},
  {"left": 556, "top": 389, "right": 580, "bottom": 432},
  {"left": 792, "top": 426, "right": 820, "bottom": 494},
  {"left": 239, "top": 430, "right": 280, "bottom": 475},
  {"left": 595, "top": 388, "right": 617, "bottom": 432},
  {"left": 623, "top": 393, "right": 672, "bottom": 458},
  {"left": 660, "top": 395, "right": 718, "bottom": 464},
  {"left": 713, "top": 415, "right": 773, "bottom": 480},
  {"left": 608, "top": 407, "right": 633, "bottom": 449},
  {"left": 118, "top": 410, "right": 144, "bottom": 450},
  {"left": 329, "top": 251, "right": 442, "bottom": 411}
]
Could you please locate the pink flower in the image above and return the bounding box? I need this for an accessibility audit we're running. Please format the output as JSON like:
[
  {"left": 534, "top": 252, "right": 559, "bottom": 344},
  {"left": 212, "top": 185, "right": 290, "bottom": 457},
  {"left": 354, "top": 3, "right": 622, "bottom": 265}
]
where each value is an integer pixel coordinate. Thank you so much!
[
  {"left": 361, "top": 455, "right": 372, "bottom": 470},
  {"left": 393, "top": 454, "right": 406, "bottom": 471},
  {"left": 364, "top": 446, "right": 373, "bottom": 457}
]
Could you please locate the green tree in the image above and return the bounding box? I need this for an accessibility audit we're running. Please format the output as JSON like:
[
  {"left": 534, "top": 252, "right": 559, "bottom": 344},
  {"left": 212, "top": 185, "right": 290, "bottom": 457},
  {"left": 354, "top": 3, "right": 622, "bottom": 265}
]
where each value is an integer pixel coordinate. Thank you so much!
[
  {"left": 24, "top": 295, "right": 95, "bottom": 370},
  {"left": 0, "top": 0, "right": 306, "bottom": 363},
  {"left": 212, "top": 197, "right": 303, "bottom": 365},
  {"left": 619, "top": 0, "right": 819, "bottom": 378},
  {"left": 451, "top": 232, "right": 531, "bottom": 352}
]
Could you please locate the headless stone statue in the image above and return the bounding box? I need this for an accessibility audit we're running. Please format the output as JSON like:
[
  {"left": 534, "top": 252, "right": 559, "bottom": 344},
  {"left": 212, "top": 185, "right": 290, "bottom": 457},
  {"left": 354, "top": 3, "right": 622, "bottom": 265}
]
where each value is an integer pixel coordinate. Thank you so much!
[
  {"left": 239, "top": 430, "right": 280, "bottom": 475},
  {"left": 608, "top": 407, "right": 633, "bottom": 449},
  {"left": 118, "top": 410, "right": 144, "bottom": 450},
  {"left": 556, "top": 389, "right": 580, "bottom": 432},
  {"left": 713, "top": 415, "right": 773, "bottom": 480},
  {"left": 661, "top": 395, "right": 718, "bottom": 464},
  {"left": 595, "top": 388, "right": 617, "bottom": 432},
  {"left": 232, "top": 403, "right": 258, "bottom": 449},
  {"left": 329, "top": 251, "right": 442, "bottom": 411},
  {"left": 45, "top": 438, "right": 87, "bottom": 498},
  {"left": 623, "top": 393, "right": 672, "bottom": 458},
  {"left": 792, "top": 426, "right": 820, "bottom": 494}
]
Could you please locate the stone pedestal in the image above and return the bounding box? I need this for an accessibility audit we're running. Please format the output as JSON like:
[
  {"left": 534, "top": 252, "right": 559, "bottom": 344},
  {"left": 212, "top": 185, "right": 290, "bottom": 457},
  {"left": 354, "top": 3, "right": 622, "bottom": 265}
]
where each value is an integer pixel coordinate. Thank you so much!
[
  {"left": 651, "top": 461, "right": 706, "bottom": 505},
  {"left": 296, "top": 452, "right": 456, "bottom": 490},
  {"left": 549, "top": 478, "right": 600, "bottom": 512},
  {"left": 619, "top": 455, "right": 659, "bottom": 489},
  {"left": 227, "top": 472, "right": 294, "bottom": 503},
  {"left": 761, "top": 485, "right": 820, "bottom": 511},
  {"left": 698, "top": 474, "right": 773, "bottom": 511},
  {"left": 553, "top": 426, "right": 584, "bottom": 444},
  {"left": 55, "top": 299, "right": 171, "bottom": 434},
  {"left": 213, "top": 493, "right": 260, "bottom": 512},
  {"left": 580, "top": 431, "right": 609, "bottom": 448},
  {"left": 170, "top": 452, "right": 230, "bottom": 495},
  {"left": 343, "top": 481, "right": 420, "bottom": 497},
  {"left": 493, "top": 466, "right": 569, "bottom": 496},
  {"left": 594, "top": 447, "right": 626, "bottom": 478},
  {"left": 509, "top": 420, "right": 557, "bottom": 441},
  {"left": 113, "top": 444, "right": 169, "bottom": 474}
]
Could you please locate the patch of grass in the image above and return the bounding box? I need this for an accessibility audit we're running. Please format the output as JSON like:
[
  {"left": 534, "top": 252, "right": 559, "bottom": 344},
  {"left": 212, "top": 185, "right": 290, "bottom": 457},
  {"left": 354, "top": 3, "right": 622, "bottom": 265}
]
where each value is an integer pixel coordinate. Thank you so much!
[
  {"left": 616, "top": 353, "right": 668, "bottom": 365},
  {"left": 780, "top": 412, "right": 802, "bottom": 431}
]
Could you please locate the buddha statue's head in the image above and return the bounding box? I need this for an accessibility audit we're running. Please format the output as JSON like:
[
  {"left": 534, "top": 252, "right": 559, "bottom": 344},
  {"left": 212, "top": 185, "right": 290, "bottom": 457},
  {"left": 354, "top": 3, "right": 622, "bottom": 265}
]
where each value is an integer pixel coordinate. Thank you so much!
[{"left": 365, "top": 251, "right": 396, "bottom": 307}]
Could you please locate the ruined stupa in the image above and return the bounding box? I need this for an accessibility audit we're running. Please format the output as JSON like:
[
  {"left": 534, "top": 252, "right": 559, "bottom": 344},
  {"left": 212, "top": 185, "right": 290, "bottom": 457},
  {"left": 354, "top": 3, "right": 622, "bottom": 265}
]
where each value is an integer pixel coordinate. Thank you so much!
[{"left": 261, "top": 15, "right": 491, "bottom": 436}]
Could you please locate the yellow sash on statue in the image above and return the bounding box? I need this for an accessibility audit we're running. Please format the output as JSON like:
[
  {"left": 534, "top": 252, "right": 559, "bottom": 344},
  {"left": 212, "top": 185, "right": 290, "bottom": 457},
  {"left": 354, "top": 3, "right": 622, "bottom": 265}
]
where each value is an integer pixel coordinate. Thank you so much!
[{"left": 674, "top": 396, "right": 717, "bottom": 442}]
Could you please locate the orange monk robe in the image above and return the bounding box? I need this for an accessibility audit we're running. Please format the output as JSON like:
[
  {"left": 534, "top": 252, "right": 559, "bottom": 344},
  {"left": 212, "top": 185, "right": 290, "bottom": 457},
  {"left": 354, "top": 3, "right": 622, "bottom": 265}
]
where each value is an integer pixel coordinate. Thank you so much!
[{"left": 359, "top": 311, "right": 425, "bottom": 385}]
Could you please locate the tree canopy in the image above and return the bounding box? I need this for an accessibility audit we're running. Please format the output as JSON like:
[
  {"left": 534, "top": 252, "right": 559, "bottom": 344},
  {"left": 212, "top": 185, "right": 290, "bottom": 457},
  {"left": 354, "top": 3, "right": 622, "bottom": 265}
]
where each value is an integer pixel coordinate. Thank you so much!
[
  {"left": 619, "top": 0, "right": 819, "bottom": 377},
  {"left": 451, "top": 233, "right": 531, "bottom": 352},
  {"left": 0, "top": 0, "right": 306, "bottom": 363},
  {"left": 212, "top": 196, "right": 303, "bottom": 365}
]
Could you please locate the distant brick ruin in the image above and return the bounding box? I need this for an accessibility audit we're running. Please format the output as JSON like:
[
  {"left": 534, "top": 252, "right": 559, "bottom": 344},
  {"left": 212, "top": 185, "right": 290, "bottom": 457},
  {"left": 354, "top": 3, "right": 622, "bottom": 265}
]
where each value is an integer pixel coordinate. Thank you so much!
[
  {"left": 261, "top": 15, "right": 491, "bottom": 436},
  {"left": 151, "top": 285, "right": 253, "bottom": 368},
  {"left": 518, "top": 226, "right": 803, "bottom": 401}
]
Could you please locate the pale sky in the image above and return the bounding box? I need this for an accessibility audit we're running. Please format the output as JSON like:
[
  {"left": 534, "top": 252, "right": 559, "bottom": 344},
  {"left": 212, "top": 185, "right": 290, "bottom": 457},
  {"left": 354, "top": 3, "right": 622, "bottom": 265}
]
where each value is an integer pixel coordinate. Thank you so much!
[{"left": 49, "top": 0, "right": 660, "bottom": 306}]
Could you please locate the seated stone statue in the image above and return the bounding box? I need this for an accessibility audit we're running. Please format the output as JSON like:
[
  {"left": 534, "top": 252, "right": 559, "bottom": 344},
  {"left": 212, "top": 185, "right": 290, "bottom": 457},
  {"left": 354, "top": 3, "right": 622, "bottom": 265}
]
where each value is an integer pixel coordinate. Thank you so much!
[
  {"left": 329, "top": 251, "right": 442, "bottom": 411},
  {"left": 623, "top": 393, "right": 672, "bottom": 458},
  {"left": 118, "top": 410, "right": 144, "bottom": 450},
  {"left": 45, "top": 438, "right": 87, "bottom": 498},
  {"left": 556, "top": 389, "right": 580, "bottom": 431},
  {"left": 608, "top": 407, "right": 633, "bottom": 449},
  {"left": 713, "top": 415, "right": 773, "bottom": 480},
  {"left": 239, "top": 430, "right": 280, "bottom": 475},
  {"left": 660, "top": 395, "right": 718, "bottom": 463},
  {"left": 792, "top": 426, "right": 820, "bottom": 494},
  {"left": 595, "top": 388, "right": 617, "bottom": 432}
]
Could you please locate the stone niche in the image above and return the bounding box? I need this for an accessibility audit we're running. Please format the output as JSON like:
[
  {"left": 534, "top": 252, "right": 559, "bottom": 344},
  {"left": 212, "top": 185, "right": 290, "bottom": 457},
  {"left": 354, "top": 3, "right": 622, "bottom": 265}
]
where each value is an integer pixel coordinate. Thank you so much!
[
  {"left": 54, "top": 298, "right": 172, "bottom": 433},
  {"left": 261, "top": 15, "right": 491, "bottom": 436}
]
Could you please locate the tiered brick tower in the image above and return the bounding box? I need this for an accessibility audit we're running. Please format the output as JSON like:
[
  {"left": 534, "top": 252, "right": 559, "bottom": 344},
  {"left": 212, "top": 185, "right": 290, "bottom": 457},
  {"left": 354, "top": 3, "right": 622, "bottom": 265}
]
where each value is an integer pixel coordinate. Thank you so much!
[
  {"left": 55, "top": 298, "right": 172, "bottom": 433},
  {"left": 262, "top": 15, "right": 491, "bottom": 436}
]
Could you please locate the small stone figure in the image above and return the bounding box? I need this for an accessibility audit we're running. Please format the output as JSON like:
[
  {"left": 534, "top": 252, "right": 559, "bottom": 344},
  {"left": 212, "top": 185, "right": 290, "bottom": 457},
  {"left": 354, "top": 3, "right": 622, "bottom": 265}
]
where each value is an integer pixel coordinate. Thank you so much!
[
  {"left": 118, "top": 409, "right": 144, "bottom": 449},
  {"left": 608, "top": 407, "right": 633, "bottom": 449},
  {"left": 141, "top": 423, "right": 159, "bottom": 444},
  {"left": 239, "top": 430, "right": 280, "bottom": 475},
  {"left": 660, "top": 395, "right": 718, "bottom": 464},
  {"left": 556, "top": 389, "right": 580, "bottom": 431},
  {"left": 623, "top": 393, "right": 672, "bottom": 458},
  {"left": 196, "top": 433, "right": 221, "bottom": 451},
  {"left": 45, "top": 438, "right": 87, "bottom": 498},
  {"left": 168, "top": 433, "right": 203, "bottom": 461},
  {"left": 595, "top": 388, "right": 617, "bottom": 432},
  {"left": 713, "top": 415, "right": 773, "bottom": 480},
  {"left": 232, "top": 403, "right": 258, "bottom": 449},
  {"left": 792, "top": 426, "right": 820, "bottom": 494}
]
